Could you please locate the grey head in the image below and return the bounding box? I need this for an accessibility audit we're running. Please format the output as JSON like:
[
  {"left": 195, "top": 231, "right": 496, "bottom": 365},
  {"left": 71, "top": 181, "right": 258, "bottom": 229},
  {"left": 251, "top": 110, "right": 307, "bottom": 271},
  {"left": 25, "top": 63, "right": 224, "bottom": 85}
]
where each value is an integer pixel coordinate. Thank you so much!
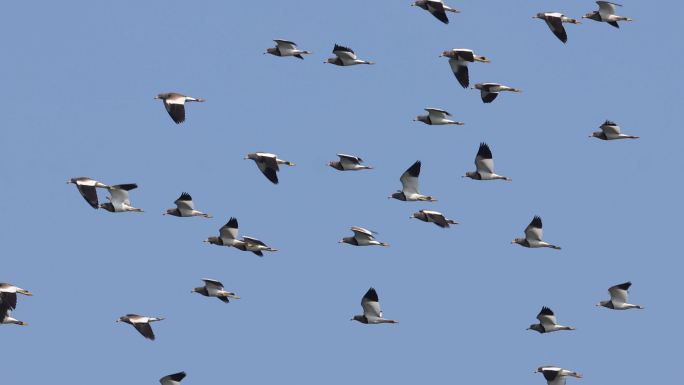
[
  {"left": 328, "top": 161, "right": 343, "bottom": 170},
  {"left": 534, "top": 12, "right": 546, "bottom": 19},
  {"left": 414, "top": 115, "right": 429, "bottom": 124},
  {"left": 98, "top": 202, "right": 115, "bottom": 212},
  {"left": 591, "top": 131, "right": 607, "bottom": 140},
  {"left": 390, "top": 191, "right": 407, "bottom": 201},
  {"left": 597, "top": 300, "right": 613, "bottom": 308},
  {"left": 325, "top": 57, "right": 343, "bottom": 65},
  {"left": 512, "top": 237, "right": 529, "bottom": 247},
  {"left": 464, "top": 171, "right": 481, "bottom": 180},
  {"left": 412, "top": 1, "right": 428, "bottom": 10},
  {"left": 527, "top": 324, "right": 545, "bottom": 333},
  {"left": 351, "top": 315, "right": 368, "bottom": 324},
  {"left": 583, "top": 11, "right": 601, "bottom": 21},
  {"left": 154, "top": 92, "right": 172, "bottom": 100},
  {"left": 164, "top": 208, "right": 181, "bottom": 217},
  {"left": 411, "top": 211, "right": 428, "bottom": 222},
  {"left": 266, "top": 47, "right": 279, "bottom": 56},
  {"left": 244, "top": 153, "right": 258, "bottom": 161},
  {"left": 339, "top": 236, "right": 358, "bottom": 245},
  {"left": 205, "top": 236, "right": 223, "bottom": 246},
  {"left": 473, "top": 83, "right": 485, "bottom": 90},
  {"left": 192, "top": 287, "right": 209, "bottom": 296}
]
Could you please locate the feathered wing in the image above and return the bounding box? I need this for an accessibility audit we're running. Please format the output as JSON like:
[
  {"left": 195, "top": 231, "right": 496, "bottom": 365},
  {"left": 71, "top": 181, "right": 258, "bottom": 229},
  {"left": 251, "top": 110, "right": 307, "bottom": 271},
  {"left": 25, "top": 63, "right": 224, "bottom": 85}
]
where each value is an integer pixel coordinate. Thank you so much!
[
  {"left": 400, "top": 161, "right": 421, "bottom": 195},
  {"left": 524, "top": 216, "right": 544, "bottom": 241},
  {"left": 361, "top": 288, "right": 382, "bottom": 318}
]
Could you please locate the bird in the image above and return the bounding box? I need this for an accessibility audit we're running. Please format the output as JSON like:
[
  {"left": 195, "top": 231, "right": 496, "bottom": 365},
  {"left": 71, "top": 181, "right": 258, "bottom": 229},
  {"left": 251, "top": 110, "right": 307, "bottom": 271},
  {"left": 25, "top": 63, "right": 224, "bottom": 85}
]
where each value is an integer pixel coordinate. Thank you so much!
[
  {"left": 328, "top": 154, "right": 373, "bottom": 171},
  {"left": 528, "top": 307, "right": 575, "bottom": 333},
  {"left": 265, "top": 39, "right": 311, "bottom": 59},
  {"left": 597, "top": 281, "right": 644, "bottom": 310},
  {"left": 66, "top": 177, "right": 109, "bottom": 209},
  {"left": 512, "top": 216, "right": 561, "bottom": 250},
  {"left": 472, "top": 83, "right": 521, "bottom": 103},
  {"left": 0, "top": 283, "right": 32, "bottom": 326},
  {"left": 411, "top": 0, "right": 460, "bottom": 24},
  {"left": 351, "top": 288, "right": 398, "bottom": 324},
  {"left": 535, "top": 366, "right": 582, "bottom": 385},
  {"left": 464, "top": 142, "right": 511, "bottom": 181},
  {"left": 439, "top": 49, "right": 490, "bottom": 88},
  {"left": 164, "top": 192, "right": 212, "bottom": 218},
  {"left": 99, "top": 184, "right": 143, "bottom": 212},
  {"left": 1, "top": 307, "right": 27, "bottom": 326},
  {"left": 117, "top": 314, "right": 164, "bottom": 340},
  {"left": 339, "top": 226, "right": 389, "bottom": 247},
  {"left": 325, "top": 44, "right": 374, "bottom": 66},
  {"left": 533, "top": 12, "right": 581, "bottom": 43},
  {"left": 244, "top": 152, "right": 295, "bottom": 184},
  {"left": 410, "top": 210, "right": 458, "bottom": 228},
  {"left": 154, "top": 92, "right": 205, "bottom": 124},
  {"left": 204, "top": 217, "right": 277, "bottom": 257},
  {"left": 192, "top": 279, "right": 240, "bottom": 303},
  {"left": 160, "top": 372, "right": 186, "bottom": 385},
  {"left": 590, "top": 120, "right": 639, "bottom": 140},
  {"left": 414, "top": 108, "right": 464, "bottom": 125},
  {"left": 389, "top": 160, "right": 436, "bottom": 202},
  {"left": 583, "top": 1, "right": 633, "bottom": 28}
]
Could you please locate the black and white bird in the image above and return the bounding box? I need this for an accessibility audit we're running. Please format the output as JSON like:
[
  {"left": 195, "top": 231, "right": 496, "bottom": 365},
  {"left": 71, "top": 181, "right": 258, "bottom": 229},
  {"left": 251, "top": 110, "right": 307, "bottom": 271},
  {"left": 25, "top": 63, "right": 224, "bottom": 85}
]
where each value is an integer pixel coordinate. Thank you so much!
[
  {"left": 99, "top": 184, "right": 143, "bottom": 212},
  {"left": 472, "top": 83, "right": 521, "bottom": 103},
  {"left": 410, "top": 210, "right": 458, "bottom": 228},
  {"left": 66, "top": 177, "right": 109, "bottom": 209},
  {"left": 154, "top": 93, "right": 205, "bottom": 124},
  {"left": 164, "top": 192, "right": 211, "bottom": 218},
  {"left": 414, "top": 108, "right": 464, "bottom": 125},
  {"left": 244, "top": 152, "right": 295, "bottom": 184},
  {"left": 439, "top": 49, "right": 490, "bottom": 88},
  {"left": 339, "top": 226, "right": 389, "bottom": 247},
  {"left": 328, "top": 154, "right": 373, "bottom": 171},
  {"left": 590, "top": 120, "right": 639, "bottom": 140},
  {"left": 597, "top": 281, "right": 644, "bottom": 310},
  {"left": 160, "top": 372, "right": 186, "bottom": 385},
  {"left": 204, "top": 217, "right": 277, "bottom": 257},
  {"left": 535, "top": 366, "right": 582, "bottom": 385},
  {"left": 411, "top": 0, "right": 460, "bottom": 24},
  {"left": 117, "top": 314, "right": 164, "bottom": 340},
  {"left": 389, "top": 161, "right": 436, "bottom": 202},
  {"left": 583, "top": 1, "right": 633, "bottom": 28},
  {"left": 351, "top": 288, "right": 398, "bottom": 324},
  {"left": 0, "top": 283, "right": 32, "bottom": 326},
  {"left": 533, "top": 12, "right": 581, "bottom": 43},
  {"left": 464, "top": 142, "right": 511, "bottom": 181},
  {"left": 192, "top": 279, "right": 240, "bottom": 303},
  {"left": 325, "top": 44, "right": 375, "bottom": 66},
  {"left": 528, "top": 307, "right": 575, "bottom": 333},
  {"left": 512, "top": 216, "right": 561, "bottom": 250},
  {"left": 265, "top": 39, "right": 311, "bottom": 59}
]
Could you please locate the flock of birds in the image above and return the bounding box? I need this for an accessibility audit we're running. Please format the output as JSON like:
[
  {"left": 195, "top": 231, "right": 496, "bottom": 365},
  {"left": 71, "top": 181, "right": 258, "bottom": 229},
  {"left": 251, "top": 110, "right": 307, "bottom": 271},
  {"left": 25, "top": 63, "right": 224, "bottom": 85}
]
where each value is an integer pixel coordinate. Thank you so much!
[{"left": 2, "top": 1, "right": 645, "bottom": 384}]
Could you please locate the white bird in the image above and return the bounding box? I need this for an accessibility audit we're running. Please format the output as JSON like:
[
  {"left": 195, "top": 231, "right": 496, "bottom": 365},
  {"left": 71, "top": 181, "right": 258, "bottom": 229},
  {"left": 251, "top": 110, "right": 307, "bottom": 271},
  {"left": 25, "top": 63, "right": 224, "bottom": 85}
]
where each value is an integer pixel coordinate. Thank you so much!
[
  {"left": 512, "top": 216, "right": 561, "bottom": 250},
  {"left": 464, "top": 142, "right": 511, "bottom": 181},
  {"left": 204, "top": 217, "right": 277, "bottom": 257},
  {"left": 414, "top": 108, "right": 464, "bottom": 125},
  {"left": 411, "top": 0, "right": 460, "bottom": 24},
  {"left": 265, "top": 39, "right": 311, "bottom": 59},
  {"left": 328, "top": 154, "right": 373, "bottom": 171},
  {"left": 528, "top": 307, "right": 575, "bottom": 333},
  {"left": 339, "top": 226, "right": 389, "bottom": 247},
  {"left": 164, "top": 192, "right": 211, "bottom": 218},
  {"left": 66, "top": 177, "right": 109, "bottom": 209},
  {"left": 0, "top": 283, "right": 32, "bottom": 326},
  {"left": 590, "top": 120, "right": 639, "bottom": 140},
  {"left": 410, "top": 210, "right": 458, "bottom": 228},
  {"left": 535, "top": 366, "right": 582, "bottom": 385},
  {"left": 597, "top": 281, "right": 644, "bottom": 310},
  {"left": 583, "top": 1, "right": 633, "bottom": 28},
  {"left": 154, "top": 92, "right": 205, "bottom": 124},
  {"left": 192, "top": 279, "right": 240, "bottom": 303},
  {"left": 439, "top": 49, "right": 490, "bottom": 88},
  {"left": 472, "top": 83, "right": 521, "bottom": 103},
  {"left": 160, "top": 372, "right": 186, "bottom": 385},
  {"left": 244, "top": 152, "right": 295, "bottom": 184},
  {"left": 533, "top": 12, "right": 581, "bottom": 43},
  {"left": 351, "top": 288, "right": 398, "bottom": 324},
  {"left": 99, "top": 184, "right": 143, "bottom": 212},
  {"left": 325, "top": 44, "right": 375, "bottom": 66},
  {"left": 389, "top": 161, "right": 436, "bottom": 202},
  {"left": 117, "top": 314, "right": 164, "bottom": 340}
]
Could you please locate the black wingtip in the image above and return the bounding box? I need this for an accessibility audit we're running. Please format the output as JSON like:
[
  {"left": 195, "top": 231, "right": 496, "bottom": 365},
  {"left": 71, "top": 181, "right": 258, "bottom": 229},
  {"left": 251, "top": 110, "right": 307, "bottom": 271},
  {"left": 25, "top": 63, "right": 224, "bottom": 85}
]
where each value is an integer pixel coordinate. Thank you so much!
[
  {"left": 530, "top": 216, "right": 543, "bottom": 228},
  {"left": 539, "top": 306, "right": 554, "bottom": 316},
  {"left": 364, "top": 287, "right": 379, "bottom": 302},
  {"left": 406, "top": 160, "right": 421, "bottom": 177},
  {"left": 616, "top": 281, "right": 632, "bottom": 290},
  {"left": 113, "top": 183, "right": 138, "bottom": 191},
  {"left": 177, "top": 192, "right": 192, "bottom": 201},
  {"left": 167, "top": 372, "right": 187, "bottom": 382},
  {"left": 226, "top": 217, "right": 238, "bottom": 229},
  {"left": 477, "top": 142, "right": 492, "bottom": 158}
]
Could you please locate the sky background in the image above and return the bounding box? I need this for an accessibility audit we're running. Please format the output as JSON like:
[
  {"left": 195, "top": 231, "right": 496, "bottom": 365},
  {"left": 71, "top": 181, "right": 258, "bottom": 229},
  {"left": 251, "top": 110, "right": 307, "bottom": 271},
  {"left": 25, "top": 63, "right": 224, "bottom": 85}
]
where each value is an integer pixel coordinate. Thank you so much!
[{"left": 1, "top": 1, "right": 682, "bottom": 384}]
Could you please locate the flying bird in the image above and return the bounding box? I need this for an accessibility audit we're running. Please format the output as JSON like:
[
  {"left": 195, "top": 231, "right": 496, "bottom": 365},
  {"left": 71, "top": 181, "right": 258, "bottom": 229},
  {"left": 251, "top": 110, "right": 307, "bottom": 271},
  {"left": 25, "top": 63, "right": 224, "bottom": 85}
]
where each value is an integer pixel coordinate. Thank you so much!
[
  {"left": 160, "top": 372, "right": 186, "bottom": 385},
  {"left": 533, "top": 12, "right": 581, "bottom": 43},
  {"left": 244, "top": 152, "right": 295, "bottom": 184},
  {"left": 597, "top": 281, "right": 644, "bottom": 310},
  {"left": 410, "top": 210, "right": 458, "bottom": 228},
  {"left": 117, "top": 314, "right": 164, "bottom": 340},
  {"left": 325, "top": 44, "right": 375, "bottom": 66},
  {"left": 411, "top": 0, "right": 460, "bottom": 24},
  {"left": 472, "top": 83, "right": 521, "bottom": 103},
  {"left": 164, "top": 192, "right": 212, "bottom": 218},
  {"left": 99, "top": 184, "right": 143, "bottom": 212},
  {"left": 66, "top": 177, "right": 109, "bottom": 209},
  {"left": 414, "top": 108, "right": 464, "bottom": 125},
  {"left": 204, "top": 217, "right": 277, "bottom": 257},
  {"left": 0, "top": 283, "right": 32, "bottom": 326},
  {"left": 328, "top": 154, "right": 373, "bottom": 171},
  {"left": 464, "top": 142, "right": 511, "bottom": 181},
  {"left": 535, "top": 366, "right": 582, "bottom": 385},
  {"left": 590, "top": 120, "right": 639, "bottom": 140},
  {"left": 512, "top": 216, "right": 561, "bottom": 250},
  {"left": 155, "top": 92, "right": 205, "bottom": 124},
  {"left": 192, "top": 279, "right": 240, "bottom": 303},
  {"left": 439, "top": 49, "right": 490, "bottom": 88},
  {"left": 339, "top": 226, "right": 389, "bottom": 247},
  {"left": 528, "top": 307, "right": 575, "bottom": 333},
  {"left": 351, "top": 288, "right": 398, "bottom": 324},
  {"left": 583, "top": 1, "right": 633, "bottom": 28},
  {"left": 265, "top": 39, "right": 311, "bottom": 59},
  {"left": 389, "top": 161, "right": 436, "bottom": 202}
]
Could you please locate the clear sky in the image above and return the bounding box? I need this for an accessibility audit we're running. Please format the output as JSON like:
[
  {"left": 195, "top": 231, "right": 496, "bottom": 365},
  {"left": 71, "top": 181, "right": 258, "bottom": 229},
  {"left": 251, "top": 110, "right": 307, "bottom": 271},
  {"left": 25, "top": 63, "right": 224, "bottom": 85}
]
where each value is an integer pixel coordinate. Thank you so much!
[{"left": 1, "top": 1, "right": 681, "bottom": 384}]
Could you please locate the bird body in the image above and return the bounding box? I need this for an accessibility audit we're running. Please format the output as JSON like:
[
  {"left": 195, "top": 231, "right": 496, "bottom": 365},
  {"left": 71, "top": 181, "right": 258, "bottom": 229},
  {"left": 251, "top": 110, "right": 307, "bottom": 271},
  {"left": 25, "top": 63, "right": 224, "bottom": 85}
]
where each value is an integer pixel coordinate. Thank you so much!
[
  {"left": 528, "top": 307, "right": 575, "bottom": 333},
  {"left": 414, "top": 108, "right": 464, "bottom": 125},
  {"left": 99, "top": 183, "right": 143, "bottom": 212},
  {"left": 67, "top": 177, "right": 109, "bottom": 209},
  {"left": 245, "top": 152, "right": 295, "bottom": 184},
  {"left": 533, "top": 12, "right": 581, "bottom": 43},
  {"left": 410, "top": 210, "right": 458, "bottom": 228},
  {"left": 205, "top": 217, "right": 277, "bottom": 257},
  {"left": 193, "top": 279, "right": 240, "bottom": 303},
  {"left": 328, "top": 154, "right": 373, "bottom": 171},
  {"left": 351, "top": 288, "right": 398, "bottom": 324},
  {"left": 440, "top": 49, "right": 490, "bottom": 88},
  {"left": 155, "top": 92, "right": 205, "bottom": 124},
  {"left": 536, "top": 366, "right": 582, "bottom": 385},
  {"left": 0, "top": 283, "right": 32, "bottom": 326},
  {"left": 266, "top": 39, "right": 311, "bottom": 59},
  {"left": 590, "top": 120, "right": 638, "bottom": 140},
  {"left": 464, "top": 142, "right": 511, "bottom": 181},
  {"left": 117, "top": 314, "right": 164, "bottom": 340},
  {"left": 583, "top": 1, "right": 633, "bottom": 28},
  {"left": 512, "top": 216, "right": 561, "bottom": 250},
  {"left": 390, "top": 160, "right": 436, "bottom": 202},
  {"left": 340, "top": 226, "right": 389, "bottom": 247},
  {"left": 412, "top": 0, "right": 460, "bottom": 24},
  {"left": 598, "top": 281, "right": 644, "bottom": 310},
  {"left": 165, "top": 192, "right": 211, "bottom": 218},
  {"left": 325, "top": 44, "right": 374, "bottom": 66},
  {"left": 473, "top": 83, "right": 521, "bottom": 103}
]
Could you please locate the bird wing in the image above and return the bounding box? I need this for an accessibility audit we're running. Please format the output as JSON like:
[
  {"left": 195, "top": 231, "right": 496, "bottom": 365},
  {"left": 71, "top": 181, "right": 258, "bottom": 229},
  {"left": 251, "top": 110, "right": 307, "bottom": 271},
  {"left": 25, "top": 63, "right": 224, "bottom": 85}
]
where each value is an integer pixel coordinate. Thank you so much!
[
  {"left": 424, "top": 211, "right": 449, "bottom": 227},
  {"left": 160, "top": 372, "right": 187, "bottom": 385},
  {"left": 361, "top": 288, "right": 382, "bottom": 318},
  {"left": 274, "top": 39, "right": 297, "bottom": 50},
  {"left": 427, "top": 0, "right": 449, "bottom": 24},
  {"left": 597, "top": 1, "right": 620, "bottom": 17},
  {"left": 481, "top": 90, "right": 498, "bottom": 103},
  {"left": 400, "top": 161, "right": 421, "bottom": 195},
  {"left": 219, "top": 217, "right": 239, "bottom": 241},
  {"left": 133, "top": 322, "right": 156, "bottom": 340},
  {"left": 536, "top": 307, "right": 558, "bottom": 326},
  {"left": 174, "top": 192, "right": 195, "bottom": 212},
  {"left": 351, "top": 226, "right": 375, "bottom": 242},
  {"left": 108, "top": 184, "right": 137, "bottom": 205},
  {"left": 425, "top": 107, "right": 450, "bottom": 117},
  {"left": 544, "top": 16, "right": 568, "bottom": 43},
  {"left": 76, "top": 185, "right": 100, "bottom": 209},
  {"left": 449, "top": 58, "right": 469, "bottom": 88},
  {"left": 601, "top": 121, "right": 622, "bottom": 136},
  {"left": 163, "top": 99, "right": 186, "bottom": 124},
  {"left": 475, "top": 143, "right": 495, "bottom": 174},
  {"left": 242, "top": 236, "right": 267, "bottom": 247},
  {"left": 0, "top": 292, "right": 17, "bottom": 311},
  {"left": 338, "top": 153, "right": 361, "bottom": 166},
  {"left": 608, "top": 282, "right": 631, "bottom": 305},
  {"left": 333, "top": 44, "right": 358, "bottom": 62},
  {"left": 256, "top": 155, "right": 280, "bottom": 184},
  {"left": 525, "top": 216, "right": 544, "bottom": 241},
  {"left": 202, "top": 279, "right": 224, "bottom": 290}
]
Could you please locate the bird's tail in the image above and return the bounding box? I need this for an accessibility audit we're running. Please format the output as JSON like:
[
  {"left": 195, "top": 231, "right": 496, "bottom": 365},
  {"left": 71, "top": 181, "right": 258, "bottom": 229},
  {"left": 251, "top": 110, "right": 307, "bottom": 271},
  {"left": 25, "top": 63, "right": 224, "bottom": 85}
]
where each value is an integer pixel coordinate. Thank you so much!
[
  {"left": 447, "top": 220, "right": 459, "bottom": 225},
  {"left": 550, "top": 245, "right": 562, "bottom": 250},
  {"left": 380, "top": 242, "right": 390, "bottom": 247},
  {"left": 363, "top": 61, "right": 375, "bottom": 65}
]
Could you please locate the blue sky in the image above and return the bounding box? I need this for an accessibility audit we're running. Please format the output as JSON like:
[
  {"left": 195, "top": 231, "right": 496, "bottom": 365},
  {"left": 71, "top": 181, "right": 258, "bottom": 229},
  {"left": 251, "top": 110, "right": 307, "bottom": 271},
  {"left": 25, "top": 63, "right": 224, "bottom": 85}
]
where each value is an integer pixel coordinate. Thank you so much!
[{"left": 1, "top": 1, "right": 681, "bottom": 384}]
